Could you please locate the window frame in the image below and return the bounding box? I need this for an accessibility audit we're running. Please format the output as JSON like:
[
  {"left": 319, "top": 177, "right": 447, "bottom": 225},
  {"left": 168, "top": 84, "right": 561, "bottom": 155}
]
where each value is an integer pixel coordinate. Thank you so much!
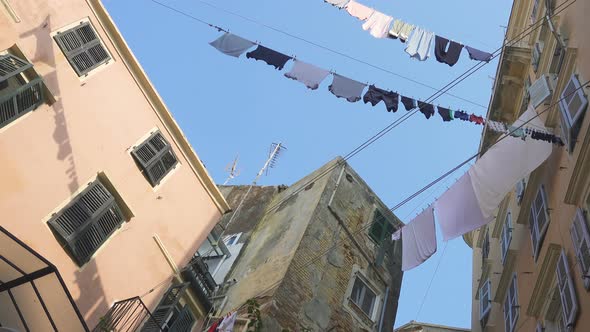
[
  {"left": 131, "top": 130, "right": 179, "bottom": 187},
  {"left": 47, "top": 179, "right": 126, "bottom": 266},
  {"left": 53, "top": 19, "right": 112, "bottom": 77},
  {"left": 368, "top": 209, "right": 394, "bottom": 245},
  {"left": 569, "top": 208, "right": 590, "bottom": 290},
  {"left": 529, "top": 185, "right": 550, "bottom": 260},
  {"left": 503, "top": 273, "right": 519, "bottom": 332},
  {"left": 556, "top": 250, "right": 578, "bottom": 329},
  {"left": 479, "top": 279, "right": 492, "bottom": 326},
  {"left": 500, "top": 211, "right": 513, "bottom": 264},
  {"left": 348, "top": 274, "right": 381, "bottom": 321},
  {"left": 558, "top": 74, "right": 588, "bottom": 153}
]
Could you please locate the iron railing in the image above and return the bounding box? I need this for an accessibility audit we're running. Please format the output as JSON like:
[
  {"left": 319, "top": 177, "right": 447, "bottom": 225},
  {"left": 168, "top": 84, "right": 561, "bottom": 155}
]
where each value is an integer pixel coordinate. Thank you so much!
[
  {"left": 93, "top": 297, "right": 162, "bottom": 332},
  {"left": 181, "top": 256, "right": 217, "bottom": 312}
]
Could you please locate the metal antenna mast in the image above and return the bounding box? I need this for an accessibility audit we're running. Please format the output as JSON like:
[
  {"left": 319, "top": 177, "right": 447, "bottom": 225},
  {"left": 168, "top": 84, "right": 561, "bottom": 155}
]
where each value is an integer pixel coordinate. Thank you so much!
[
  {"left": 223, "top": 155, "right": 241, "bottom": 185},
  {"left": 222, "top": 142, "right": 286, "bottom": 234}
]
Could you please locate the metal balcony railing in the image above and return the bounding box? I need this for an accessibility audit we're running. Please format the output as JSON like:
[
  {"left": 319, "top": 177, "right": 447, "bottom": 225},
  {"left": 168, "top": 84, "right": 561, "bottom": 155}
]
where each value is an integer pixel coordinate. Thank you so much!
[
  {"left": 93, "top": 297, "right": 162, "bottom": 332},
  {"left": 181, "top": 256, "right": 217, "bottom": 312}
]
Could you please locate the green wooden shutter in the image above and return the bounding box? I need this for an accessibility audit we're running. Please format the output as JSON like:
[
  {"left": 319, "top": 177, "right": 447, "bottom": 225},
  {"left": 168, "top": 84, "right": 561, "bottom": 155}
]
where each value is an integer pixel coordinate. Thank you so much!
[
  {"left": 132, "top": 131, "right": 178, "bottom": 186},
  {"left": 143, "top": 283, "right": 188, "bottom": 331},
  {"left": 54, "top": 22, "right": 110, "bottom": 76},
  {"left": 0, "top": 54, "right": 32, "bottom": 81},
  {"left": 168, "top": 306, "right": 195, "bottom": 332},
  {"left": 48, "top": 180, "right": 124, "bottom": 265}
]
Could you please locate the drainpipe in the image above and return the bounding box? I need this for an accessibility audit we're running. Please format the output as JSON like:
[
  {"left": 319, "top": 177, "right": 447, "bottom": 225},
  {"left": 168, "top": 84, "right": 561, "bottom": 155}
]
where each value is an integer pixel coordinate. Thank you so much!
[{"left": 377, "top": 286, "right": 390, "bottom": 332}]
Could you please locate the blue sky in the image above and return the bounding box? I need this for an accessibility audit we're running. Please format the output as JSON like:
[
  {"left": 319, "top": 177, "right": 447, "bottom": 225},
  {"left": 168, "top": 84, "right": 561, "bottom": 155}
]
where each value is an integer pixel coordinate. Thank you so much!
[{"left": 104, "top": 0, "right": 512, "bottom": 328}]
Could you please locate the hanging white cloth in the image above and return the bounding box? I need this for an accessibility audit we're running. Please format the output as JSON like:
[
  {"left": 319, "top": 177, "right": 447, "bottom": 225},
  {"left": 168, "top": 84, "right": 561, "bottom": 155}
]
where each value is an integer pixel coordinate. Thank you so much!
[
  {"left": 217, "top": 312, "right": 237, "bottom": 332},
  {"left": 469, "top": 107, "right": 553, "bottom": 220},
  {"left": 401, "top": 206, "right": 437, "bottom": 271}
]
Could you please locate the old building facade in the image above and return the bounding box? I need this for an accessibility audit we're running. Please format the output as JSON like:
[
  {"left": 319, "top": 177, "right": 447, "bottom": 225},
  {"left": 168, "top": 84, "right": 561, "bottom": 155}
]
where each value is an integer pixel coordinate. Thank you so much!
[
  {"left": 0, "top": 0, "right": 230, "bottom": 330},
  {"left": 199, "top": 158, "right": 404, "bottom": 331},
  {"left": 466, "top": 0, "right": 590, "bottom": 331}
]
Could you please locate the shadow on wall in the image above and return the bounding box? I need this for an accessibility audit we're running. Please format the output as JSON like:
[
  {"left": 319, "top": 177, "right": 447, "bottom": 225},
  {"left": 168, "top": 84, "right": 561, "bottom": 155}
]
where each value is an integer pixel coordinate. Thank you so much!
[
  {"left": 18, "top": 14, "right": 109, "bottom": 325},
  {"left": 19, "top": 15, "right": 79, "bottom": 194}
]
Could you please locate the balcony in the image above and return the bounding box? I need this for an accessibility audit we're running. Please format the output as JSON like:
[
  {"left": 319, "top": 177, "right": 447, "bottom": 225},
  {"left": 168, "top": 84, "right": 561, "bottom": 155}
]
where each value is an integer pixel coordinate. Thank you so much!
[
  {"left": 181, "top": 256, "right": 217, "bottom": 312},
  {"left": 93, "top": 297, "right": 162, "bottom": 332}
]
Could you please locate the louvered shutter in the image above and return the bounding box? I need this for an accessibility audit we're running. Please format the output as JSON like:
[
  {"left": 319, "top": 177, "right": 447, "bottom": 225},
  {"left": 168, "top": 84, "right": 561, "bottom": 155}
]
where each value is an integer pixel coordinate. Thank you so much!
[
  {"left": 501, "top": 212, "right": 512, "bottom": 263},
  {"left": 560, "top": 74, "right": 588, "bottom": 127},
  {"left": 48, "top": 180, "right": 125, "bottom": 266},
  {"left": 530, "top": 206, "right": 539, "bottom": 258},
  {"left": 168, "top": 306, "right": 195, "bottom": 332},
  {"left": 570, "top": 209, "right": 590, "bottom": 289},
  {"left": 0, "top": 54, "right": 32, "bottom": 81},
  {"left": 479, "top": 279, "right": 491, "bottom": 320},
  {"left": 529, "top": 75, "right": 552, "bottom": 108},
  {"left": 143, "top": 283, "right": 188, "bottom": 331},
  {"left": 556, "top": 251, "right": 578, "bottom": 328},
  {"left": 54, "top": 21, "right": 110, "bottom": 76},
  {"left": 132, "top": 131, "right": 178, "bottom": 186},
  {"left": 516, "top": 179, "right": 526, "bottom": 204}
]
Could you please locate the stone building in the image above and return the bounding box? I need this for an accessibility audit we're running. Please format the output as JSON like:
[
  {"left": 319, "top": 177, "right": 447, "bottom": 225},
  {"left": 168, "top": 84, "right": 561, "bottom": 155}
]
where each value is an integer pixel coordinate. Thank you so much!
[
  {"left": 465, "top": 0, "right": 590, "bottom": 331},
  {"left": 395, "top": 321, "right": 470, "bottom": 332},
  {"left": 200, "top": 157, "right": 404, "bottom": 331}
]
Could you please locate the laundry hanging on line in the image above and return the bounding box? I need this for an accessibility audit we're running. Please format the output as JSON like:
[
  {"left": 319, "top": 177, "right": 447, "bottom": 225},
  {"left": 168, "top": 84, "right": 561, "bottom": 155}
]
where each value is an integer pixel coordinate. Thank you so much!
[
  {"left": 400, "top": 206, "right": 437, "bottom": 271},
  {"left": 324, "top": 0, "right": 493, "bottom": 66},
  {"left": 207, "top": 32, "right": 564, "bottom": 146}
]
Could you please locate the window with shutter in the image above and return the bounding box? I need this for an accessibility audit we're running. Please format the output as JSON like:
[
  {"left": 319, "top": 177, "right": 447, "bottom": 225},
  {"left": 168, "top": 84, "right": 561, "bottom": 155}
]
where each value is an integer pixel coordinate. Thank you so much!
[
  {"left": 531, "top": 0, "right": 540, "bottom": 23},
  {"left": 503, "top": 274, "right": 519, "bottom": 332},
  {"left": 558, "top": 74, "right": 588, "bottom": 152},
  {"left": 529, "top": 75, "right": 553, "bottom": 108},
  {"left": 482, "top": 228, "right": 490, "bottom": 267},
  {"left": 54, "top": 21, "right": 111, "bottom": 76},
  {"left": 47, "top": 180, "right": 125, "bottom": 266},
  {"left": 501, "top": 211, "right": 513, "bottom": 264},
  {"left": 479, "top": 279, "right": 492, "bottom": 326},
  {"left": 142, "top": 283, "right": 189, "bottom": 331},
  {"left": 0, "top": 54, "right": 45, "bottom": 129},
  {"left": 533, "top": 41, "right": 544, "bottom": 72},
  {"left": 368, "top": 209, "right": 394, "bottom": 245},
  {"left": 569, "top": 208, "right": 590, "bottom": 290},
  {"left": 131, "top": 130, "right": 179, "bottom": 187},
  {"left": 556, "top": 251, "right": 578, "bottom": 328},
  {"left": 349, "top": 276, "right": 379, "bottom": 320},
  {"left": 530, "top": 185, "right": 550, "bottom": 260}
]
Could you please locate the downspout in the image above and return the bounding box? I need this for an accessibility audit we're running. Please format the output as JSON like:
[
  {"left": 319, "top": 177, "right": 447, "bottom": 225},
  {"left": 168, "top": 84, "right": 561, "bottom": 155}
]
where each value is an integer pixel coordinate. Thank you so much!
[
  {"left": 377, "top": 286, "right": 390, "bottom": 332},
  {"left": 545, "top": 0, "right": 566, "bottom": 49}
]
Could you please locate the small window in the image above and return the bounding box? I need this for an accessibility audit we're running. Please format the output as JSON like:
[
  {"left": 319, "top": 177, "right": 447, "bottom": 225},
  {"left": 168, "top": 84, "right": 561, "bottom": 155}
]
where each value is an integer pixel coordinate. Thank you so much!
[
  {"left": 559, "top": 74, "right": 588, "bottom": 152},
  {"left": 131, "top": 130, "right": 178, "bottom": 187},
  {"left": 142, "top": 283, "right": 195, "bottom": 331},
  {"left": 48, "top": 179, "right": 126, "bottom": 266},
  {"left": 531, "top": 0, "right": 540, "bottom": 24},
  {"left": 529, "top": 185, "right": 550, "bottom": 260},
  {"left": 569, "top": 208, "right": 590, "bottom": 290},
  {"left": 0, "top": 54, "right": 45, "bottom": 129},
  {"left": 556, "top": 251, "right": 578, "bottom": 329},
  {"left": 500, "top": 211, "right": 513, "bottom": 264},
  {"left": 350, "top": 277, "right": 378, "bottom": 319},
  {"left": 54, "top": 20, "right": 111, "bottom": 76},
  {"left": 479, "top": 279, "right": 492, "bottom": 327},
  {"left": 368, "top": 209, "right": 394, "bottom": 245},
  {"left": 504, "top": 274, "right": 519, "bottom": 332}
]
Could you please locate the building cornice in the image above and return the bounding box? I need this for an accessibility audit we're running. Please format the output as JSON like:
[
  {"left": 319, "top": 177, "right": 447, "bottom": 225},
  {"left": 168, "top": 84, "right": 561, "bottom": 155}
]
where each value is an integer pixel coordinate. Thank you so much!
[{"left": 86, "top": 0, "right": 230, "bottom": 214}]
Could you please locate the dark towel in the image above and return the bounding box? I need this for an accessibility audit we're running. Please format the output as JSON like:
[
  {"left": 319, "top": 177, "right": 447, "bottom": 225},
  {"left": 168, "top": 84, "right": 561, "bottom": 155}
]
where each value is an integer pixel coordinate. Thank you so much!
[
  {"left": 434, "top": 36, "right": 464, "bottom": 66},
  {"left": 363, "top": 85, "right": 399, "bottom": 112},
  {"left": 246, "top": 45, "right": 292, "bottom": 70}
]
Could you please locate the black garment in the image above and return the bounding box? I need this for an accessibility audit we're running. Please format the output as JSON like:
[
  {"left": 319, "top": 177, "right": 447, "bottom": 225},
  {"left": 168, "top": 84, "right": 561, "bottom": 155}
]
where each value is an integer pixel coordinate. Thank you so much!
[
  {"left": 418, "top": 101, "right": 435, "bottom": 119},
  {"left": 246, "top": 45, "right": 291, "bottom": 70},
  {"left": 434, "top": 36, "right": 464, "bottom": 67},
  {"left": 454, "top": 110, "right": 469, "bottom": 121},
  {"left": 363, "top": 85, "right": 399, "bottom": 112},
  {"left": 401, "top": 96, "right": 415, "bottom": 111},
  {"left": 437, "top": 106, "right": 453, "bottom": 121}
]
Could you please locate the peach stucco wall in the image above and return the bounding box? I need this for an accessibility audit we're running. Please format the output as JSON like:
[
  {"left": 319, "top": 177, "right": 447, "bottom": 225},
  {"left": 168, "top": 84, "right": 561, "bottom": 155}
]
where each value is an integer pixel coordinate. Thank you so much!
[
  {"left": 471, "top": 0, "right": 590, "bottom": 331},
  {"left": 0, "top": 0, "right": 222, "bottom": 329}
]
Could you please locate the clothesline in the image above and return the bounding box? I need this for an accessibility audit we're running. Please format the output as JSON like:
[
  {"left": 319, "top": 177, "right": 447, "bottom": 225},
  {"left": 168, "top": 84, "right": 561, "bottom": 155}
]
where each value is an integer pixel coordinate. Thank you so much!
[
  {"left": 324, "top": 0, "right": 493, "bottom": 65},
  {"left": 209, "top": 31, "right": 564, "bottom": 146}
]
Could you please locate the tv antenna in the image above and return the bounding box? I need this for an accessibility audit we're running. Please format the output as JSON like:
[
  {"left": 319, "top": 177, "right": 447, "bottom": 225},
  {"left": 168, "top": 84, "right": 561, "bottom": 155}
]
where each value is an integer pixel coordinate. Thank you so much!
[{"left": 223, "top": 155, "right": 241, "bottom": 185}]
